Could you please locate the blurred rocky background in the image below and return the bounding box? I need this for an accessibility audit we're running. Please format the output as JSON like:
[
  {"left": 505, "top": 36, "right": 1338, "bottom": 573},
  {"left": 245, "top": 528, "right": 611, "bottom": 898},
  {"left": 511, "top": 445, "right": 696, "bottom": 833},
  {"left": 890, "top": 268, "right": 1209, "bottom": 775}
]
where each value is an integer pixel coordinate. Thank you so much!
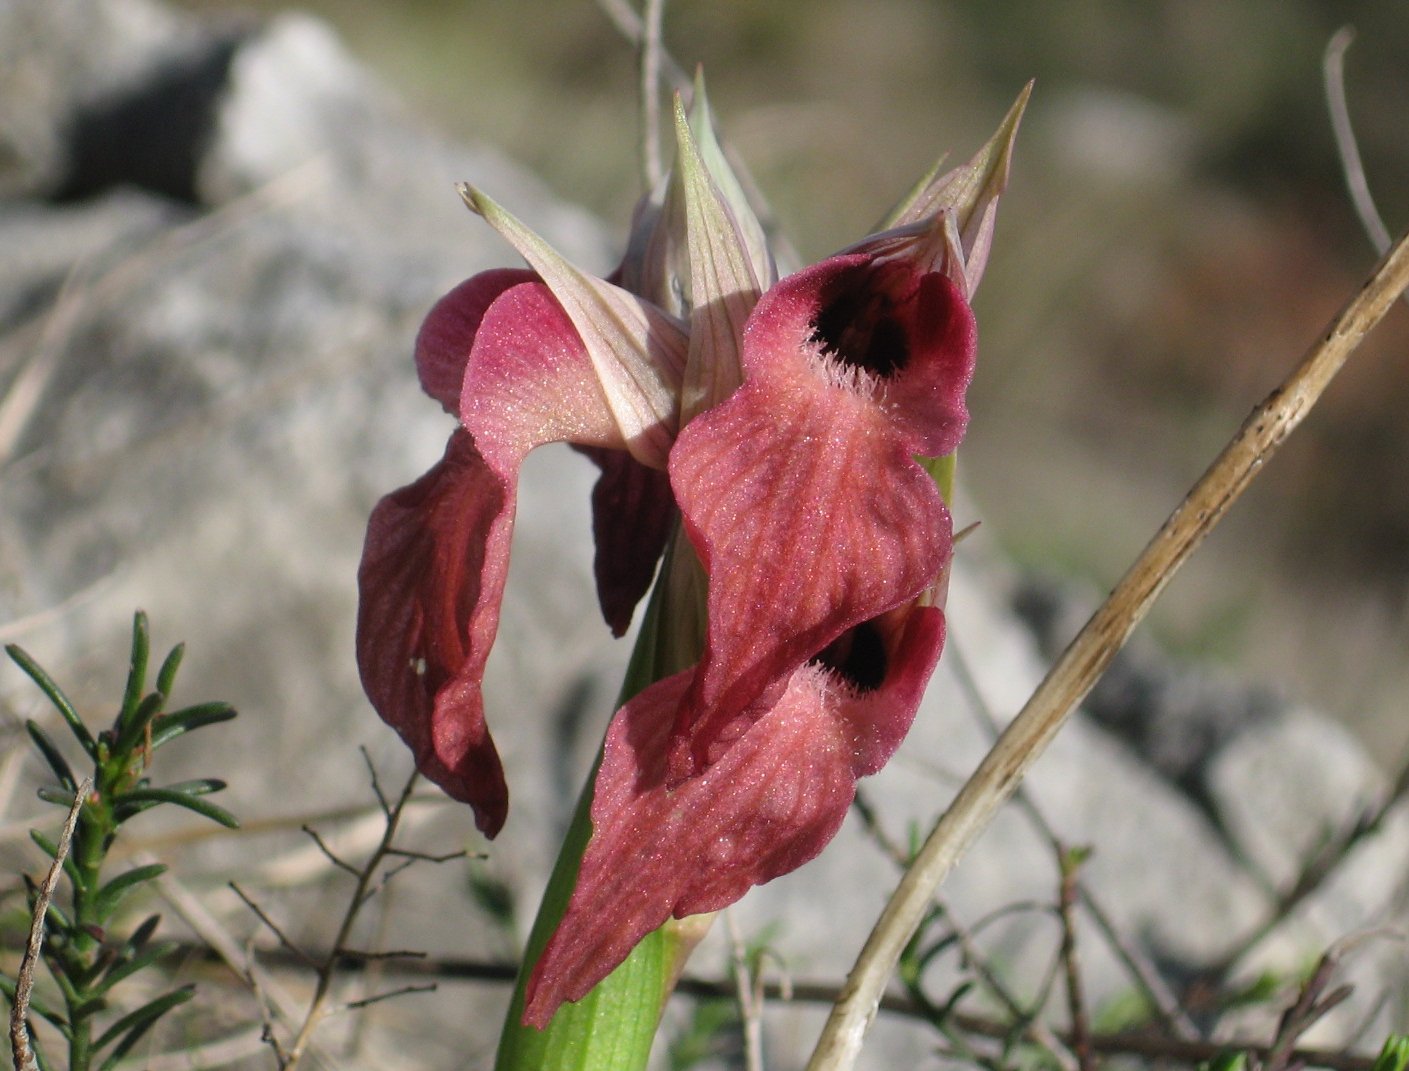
[
  {"left": 161, "top": 0, "right": 1409, "bottom": 759},
  {"left": 2, "top": 1, "right": 1407, "bottom": 1068}
]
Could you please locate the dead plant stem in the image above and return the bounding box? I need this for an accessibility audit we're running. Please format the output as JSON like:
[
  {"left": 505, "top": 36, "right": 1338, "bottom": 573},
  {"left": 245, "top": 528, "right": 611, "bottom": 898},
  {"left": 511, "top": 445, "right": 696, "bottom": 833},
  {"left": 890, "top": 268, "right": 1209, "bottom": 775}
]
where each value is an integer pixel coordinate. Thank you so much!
[
  {"left": 9, "top": 777, "right": 90, "bottom": 1071},
  {"left": 805, "top": 228, "right": 1409, "bottom": 1071}
]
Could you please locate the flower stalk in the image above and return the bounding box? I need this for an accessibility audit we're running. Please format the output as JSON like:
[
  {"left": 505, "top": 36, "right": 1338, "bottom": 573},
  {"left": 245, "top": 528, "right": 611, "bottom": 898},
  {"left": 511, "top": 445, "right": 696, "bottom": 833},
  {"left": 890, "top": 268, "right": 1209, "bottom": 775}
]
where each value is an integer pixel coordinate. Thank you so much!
[{"left": 355, "top": 75, "right": 1027, "bottom": 1066}]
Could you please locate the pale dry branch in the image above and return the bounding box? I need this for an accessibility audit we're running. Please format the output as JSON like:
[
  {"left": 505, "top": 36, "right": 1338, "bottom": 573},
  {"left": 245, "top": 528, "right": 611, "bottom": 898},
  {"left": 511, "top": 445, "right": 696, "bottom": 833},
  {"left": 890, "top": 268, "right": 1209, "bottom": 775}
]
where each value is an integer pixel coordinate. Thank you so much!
[
  {"left": 165, "top": 942, "right": 1386, "bottom": 1071},
  {"left": 9, "top": 777, "right": 89, "bottom": 1071},
  {"left": 947, "top": 638, "right": 1200, "bottom": 1038},
  {"left": 806, "top": 225, "right": 1409, "bottom": 1071},
  {"left": 1324, "top": 29, "right": 1393, "bottom": 257}
]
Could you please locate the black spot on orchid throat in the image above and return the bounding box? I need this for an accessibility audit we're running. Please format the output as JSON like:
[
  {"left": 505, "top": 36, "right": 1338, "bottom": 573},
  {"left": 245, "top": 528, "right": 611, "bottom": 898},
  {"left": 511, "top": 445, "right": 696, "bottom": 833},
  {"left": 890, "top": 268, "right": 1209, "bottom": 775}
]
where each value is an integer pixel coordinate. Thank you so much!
[
  {"left": 812, "top": 621, "right": 887, "bottom": 692},
  {"left": 809, "top": 286, "right": 909, "bottom": 378}
]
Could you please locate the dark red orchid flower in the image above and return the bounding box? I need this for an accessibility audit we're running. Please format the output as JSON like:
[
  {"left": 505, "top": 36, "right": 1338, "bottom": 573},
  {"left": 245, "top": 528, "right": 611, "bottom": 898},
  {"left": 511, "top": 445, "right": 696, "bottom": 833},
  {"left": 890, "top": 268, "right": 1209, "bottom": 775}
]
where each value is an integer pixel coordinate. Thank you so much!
[{"left": 357, "top": 85, "right": 1026, "bottom": 1025}]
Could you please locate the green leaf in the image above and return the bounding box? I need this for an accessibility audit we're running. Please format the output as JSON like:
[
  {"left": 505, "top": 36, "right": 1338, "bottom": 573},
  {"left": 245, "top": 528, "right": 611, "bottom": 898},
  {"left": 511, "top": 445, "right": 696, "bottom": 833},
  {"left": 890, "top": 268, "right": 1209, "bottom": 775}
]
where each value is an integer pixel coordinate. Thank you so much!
[
  {"left": 25, "top": 721, "right": 77, "bottom": 791},
  {"left": 154, "top": 642, "right": 185, "bottom": 699},
  {"left": 119, "top": 611, "right": 151, "bottom": 726},
  {"left": 112, "top": 787, "right": 239, "bottom": 829},
  {"left": 96, "top": 939, "right": 178, "bottom": 996},
  {"left": 0, "top": 975, "right": 70, "bottom": 1033},
  {"left": 35, "top": 893, "right": 75, "bottom": 934},
  {"left": 37, "top": 784, "right": 84, "bottom": 808},
  {"left": 1372, "top": 1036, "right": 1409, "bottom": 1071},
  {"left": 1198, "top": 1052, "right": 1249, "bottom": 1071},
  {"left": 95, "top": 863, "right": 168, "bottom": 921},
  {"left": 29, "top": 829, "right": 82, "bottom": 886},
  {"left": 5, "top": 644, "right": 97, "bottom": 760},
  {"left": 666, "top": 998, "right": 736, "bottom": 1071},
  {"left": 156, "top": 778, "right": 226, "bottom": 796},
  {"left": 115, "top": 692, "right": 166, "bottom": 755},
  {"left": 918, "top": 452, "right": 957, "bottom": 506},
  {"left": 122, "top": 914, "right": 162, "bottom": 955},
  {"left": 495, "top": 688, "right": 685, "bottom": 1070},
  {"left": 69, "top": 994, "right": 109, "bottom": 1023},
  {"left": 93, "top": 985, "right": 194, "bottom": 1066},
  {"left": 146, "top": 702, "right": 236, "bottom": 750}
]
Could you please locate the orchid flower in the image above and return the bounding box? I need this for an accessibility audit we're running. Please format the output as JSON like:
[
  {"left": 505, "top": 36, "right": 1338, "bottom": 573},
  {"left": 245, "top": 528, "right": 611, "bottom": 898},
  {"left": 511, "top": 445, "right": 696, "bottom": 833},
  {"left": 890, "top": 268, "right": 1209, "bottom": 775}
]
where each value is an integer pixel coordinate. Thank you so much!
[{"left": 357, "top": 82, "right": 1028, "bottom": 1029}]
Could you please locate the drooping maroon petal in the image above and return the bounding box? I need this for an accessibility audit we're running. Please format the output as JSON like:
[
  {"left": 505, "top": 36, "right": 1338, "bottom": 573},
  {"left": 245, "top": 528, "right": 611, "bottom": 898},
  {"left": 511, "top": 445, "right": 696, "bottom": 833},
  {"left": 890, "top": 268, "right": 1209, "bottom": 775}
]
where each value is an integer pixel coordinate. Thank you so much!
[
  {"left": 665, "top": 253, "right": 975, "bottom": 779},
  {"left": 522, "top": 604, "right": 945, "bottom": 1027},
  {"left": 357, "top": 429, "right": 511, "bottom": 836},
  {"left": 360, "top": 280, "right": 668, "bottom": 836},
  {"left": 573, "top": 446, "right": 677, "bottom": 637},
  {"left": 415, "top": 268, "right": 537, "bottom": 413}
]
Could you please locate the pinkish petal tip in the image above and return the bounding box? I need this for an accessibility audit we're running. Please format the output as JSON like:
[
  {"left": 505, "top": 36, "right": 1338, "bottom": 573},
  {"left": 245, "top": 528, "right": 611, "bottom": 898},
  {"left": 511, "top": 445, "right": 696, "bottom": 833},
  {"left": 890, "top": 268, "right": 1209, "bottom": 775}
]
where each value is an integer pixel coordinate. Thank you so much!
[{"left": 522, "top": 605, "right": 945, "bottom": 1026}]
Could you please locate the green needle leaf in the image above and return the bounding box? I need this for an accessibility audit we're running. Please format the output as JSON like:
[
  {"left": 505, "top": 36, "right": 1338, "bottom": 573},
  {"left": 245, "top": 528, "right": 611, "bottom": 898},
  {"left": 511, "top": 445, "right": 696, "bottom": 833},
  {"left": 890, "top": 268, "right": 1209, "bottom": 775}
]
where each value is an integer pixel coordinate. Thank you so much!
[
  {"left": 154, "top": 642, "right": 184, "bottom": 699},
  {"left": 147, "top": 702, "right": 237, "bottom": 750},
  {"left": 115, "top": 692, "right": 166, "bottom": 754},
  {"left": 95, "top": 939, "right": 178, "bottom": 996},
  {"left": 119, "top": 612, "right": 152, "bottom": 725},
  {"left": 1373, "top": 1036, "right": 1409, "bottom": 1071},
  {"left": 95, "top": 863, "right": 169, "bottom": 921},
  {"left": 25, "top": 720, "right": 77, "bottom": 790},
  {"left": 6, "top": 644, "right": 97, "bottom": 759},
  {"left": 93, "top": 986, "right": 194, "bottom": 1066},
  {"left": 112, "top": 787, "right": 239, "bottom": 828},
  {"left": 29, "top": 829, "right": 83, "bottom": 885}
]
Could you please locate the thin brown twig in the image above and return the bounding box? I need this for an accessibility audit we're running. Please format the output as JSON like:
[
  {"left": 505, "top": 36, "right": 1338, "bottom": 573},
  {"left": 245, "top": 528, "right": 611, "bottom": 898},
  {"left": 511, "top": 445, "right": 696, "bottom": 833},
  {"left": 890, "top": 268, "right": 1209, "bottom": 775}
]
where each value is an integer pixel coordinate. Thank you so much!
[
  {"left": 9, "top": 777, "right": 90, "bottom": 1071},
  {"left": 725, "top": 911, "right": 765, "bottom": 1071},
  {"left": 281, "top": 770, "right": 421, "bottom": 1069},
  {"left": 300, "top": 824, "right": 360, "bottom": 877},
  {"left": 1205, "top": 751, "right": 1409, "bottom": 981},
  {"left": 229, "top": 882, "right": 317, "bottom": 968},
  {"left": 639, "top": 0, "right": 666, "bottom": 190},
  {"left": 1324, "top": 28, "right": 1393, "bottom": 256},
  {"left": 946, "top": 638, "right": 1202, "bottom": 1038},
  {"left": 1261, "top": 946, "right": 1358, "bottom": 1071},
  {"left": 954, "top": 903, "right": 1079, "bottom": 1071},
  {"left": 342, "top": 983, "right": 438, "bottom": 1011},
  {"left": 850, "top": 790, "right": 1078, "bottom": 1069},
  {"left": 593, "top": 0, "right": 690, "bottom": 92},
  {"left": 1056, "top": 846, "right": 1096, "bottom": 1071},
  {"left": 807, "top": 223, "right": 1409, "bottom": 1071},
  {"left": 161, "top": 943, "right": 1386, "bottom": 1071}
]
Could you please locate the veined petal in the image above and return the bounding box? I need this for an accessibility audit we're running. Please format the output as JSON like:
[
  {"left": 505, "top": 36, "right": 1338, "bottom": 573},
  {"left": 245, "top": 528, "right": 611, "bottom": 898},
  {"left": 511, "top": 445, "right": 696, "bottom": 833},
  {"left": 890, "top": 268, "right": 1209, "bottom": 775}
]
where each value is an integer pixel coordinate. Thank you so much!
[
  {"left": 675, "top": 89, "right": 764, "bottom": 420},
  {"left": 415, "top": 268, "right": 536, "bottom": 413},
  {"left": 522, "top": 605, "right": 945, "bottom": 1026},
  {"left": 573, "top": 445, "right": 676, "bottom": 637},
  {"left": 880, "top": 83, "right": 1030, "bottom": 295},
  {"left": 666, "top": 253, "right": 974, "bottom": 777},
  {"left": 359, "top": 280, "right": 663, "bottom": 836},
  {"left": 357, "top": 430, "right": 511, "bottom": 837},
  {"left": 459, "top": 183, "right": 688, "bottom": 466}
]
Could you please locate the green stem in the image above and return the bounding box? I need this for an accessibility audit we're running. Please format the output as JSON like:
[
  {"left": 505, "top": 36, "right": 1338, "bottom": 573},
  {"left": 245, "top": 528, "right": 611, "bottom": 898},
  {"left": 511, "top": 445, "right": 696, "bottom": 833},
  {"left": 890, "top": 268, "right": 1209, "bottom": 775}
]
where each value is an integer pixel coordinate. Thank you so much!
[{"left": 495, "top": 533, "right": 706, "bottom": 1071}]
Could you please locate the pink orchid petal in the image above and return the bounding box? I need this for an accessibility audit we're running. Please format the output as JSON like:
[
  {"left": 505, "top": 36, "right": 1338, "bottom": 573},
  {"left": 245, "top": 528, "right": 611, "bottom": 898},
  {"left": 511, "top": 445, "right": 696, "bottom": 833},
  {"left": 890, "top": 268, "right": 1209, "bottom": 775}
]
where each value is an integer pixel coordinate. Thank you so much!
[
  {"left": 666, "top": 253, "right": 975, "bottom": 777},
  {"left": 522, "top": 605, "right": 945, "bottom": 1026},
  {"left": 461, "top": 185, "right": 687, "bottom": 466},
  {"left": 357, "top": 430, "right": 510, "bottom": 836},
  {"left": 414, "top": 268, "right": 536, "bottom": 413},
  {"left": 574, "top": 446, "right": 676, "bottom": 637},
  {"left": 461, "top": 281, "right": 661, "bottom": 464},
  {"left": 360, "top": 280, "right": 654, "bottom": 836}
]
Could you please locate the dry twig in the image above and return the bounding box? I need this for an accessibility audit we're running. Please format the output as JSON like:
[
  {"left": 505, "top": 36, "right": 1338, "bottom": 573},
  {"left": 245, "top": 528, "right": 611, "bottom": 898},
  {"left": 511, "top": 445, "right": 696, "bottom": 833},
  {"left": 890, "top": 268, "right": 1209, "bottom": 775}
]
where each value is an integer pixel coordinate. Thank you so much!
[
  {"left": 163, "top": 943, "right": 1389, "bottom": 1071},
  {"left": 9, "top": 777, "right": 90, "bottom": 1071},
  {"left": 1056, "top": 846, "right": 1095, "bottom": 1071},
  {"left": 806, "top": 222, "right": 1409, "bottom": 1071},
  {"left": 947, "top": 639, "right": 1202, "bottom": 1038},
  {"left": 1323, "top": 29, "right": 1393, "bottom": 257}
]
